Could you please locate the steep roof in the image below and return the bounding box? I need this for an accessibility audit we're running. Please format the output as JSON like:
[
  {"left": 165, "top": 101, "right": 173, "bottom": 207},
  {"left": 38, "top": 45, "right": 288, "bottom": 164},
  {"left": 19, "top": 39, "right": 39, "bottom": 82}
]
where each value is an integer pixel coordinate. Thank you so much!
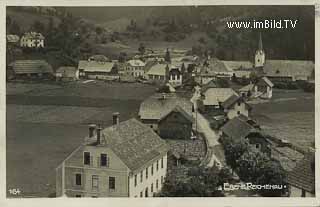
[
  {"left": 222, "top": 61, "right": 254, "bottom": 71},
  {"left": 6, "top": 34, "right": 20, "bottom": 43},
  {"left": 200, "top": 79, "right": 218, "bottom": 93},
  {"left": 260, "top": 76, "right": 274, "bottom": 87},
  {"left": 79, "top": 119, "right": 169, "bottom": 172},
  {"left": 159, "top": 105, "right": 194, "bottom": 123},
  {"left": 139, "top": 93, "right": 192, "bottom": 120},
  {"left": 56, "top": 66, "right": 77, "bottom": 78},
  {"left": 202, "top": 88, "right": 237, "bottom": 106},
  {"left": 287, "top": 153, "right": 315, "bottom": 193},
  {"left": 221, "top": 116, "right": 256, "bottom": 139},
  {"left": 201, "top": 59, "right": 229, "bottom": 75},
  {"left": 12, "top": 60, "right": 53, "bottom": 74},
  {"left": 239, "top": 83, "right": 254, "bottom": 92},
  {"left": 146, "top": 63, "right": 168, "bottom": 76},
  {"left": 78, "top": 60, "right": 115, "bottom": 73},
  {"left": 221, "top": 94, "right": 252, "bottom": 110},
  {"left": 263, "top": 60, "right": 314, "bottom": 79},
  {"left": 127, "top": 59, "right": 146, "bottom": 67}
]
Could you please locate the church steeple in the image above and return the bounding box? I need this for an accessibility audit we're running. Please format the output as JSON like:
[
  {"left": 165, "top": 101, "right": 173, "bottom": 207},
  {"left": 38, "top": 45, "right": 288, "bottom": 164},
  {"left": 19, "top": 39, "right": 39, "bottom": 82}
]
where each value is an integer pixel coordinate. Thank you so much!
[{"left": 258, "top": 32, "right": 263, "bottom": 51}]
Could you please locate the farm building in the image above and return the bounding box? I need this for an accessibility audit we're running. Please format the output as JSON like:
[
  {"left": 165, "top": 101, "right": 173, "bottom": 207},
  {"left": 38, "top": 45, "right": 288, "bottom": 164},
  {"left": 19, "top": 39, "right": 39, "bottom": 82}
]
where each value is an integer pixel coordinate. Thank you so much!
[
  {"left": 138, "top": 93, "right": 193, "bottom": 139},
  {"left": 287, "top": 152, "right": 315, "bottom": 197},
  {"left": 145, "top": 63, "right": 169, "bottom": 82},
  {"left": 222, "top": 61, "right": 254, "bottom": 78},
  {"left": 263, "top": 60, "right": 314, "bottom": 82},
  {"left": 20, "top": 32, "right": 45, "bottom": 48},
  {"left": 220, "top": 115, "right": 271, "bottom": 155},
  {"left": 11, "top": 60, "right": 53, "bottom": 78},
  {"left": 126, "top": 59, "right": 146, "bottom": 78},
  {"left": 200, "top": 87, "right": 238, "bottom": 113},
  {"left": 6, "top": 34, "right": 20, "bottom": 44},
  {"left": 55, "top": 66, "right": 79, "bottom": 81},
  {"left": 78, "top": 60, "right": 118, "bottom": 80},
  {"left": 239, "top": 76, "right": 274, "bottom": 99},
  {"left": 56, "top": 113, "right": 169, "bottom": 197},
  {"left": 221, "top": 94, "right": 252, "bottom": 119}
]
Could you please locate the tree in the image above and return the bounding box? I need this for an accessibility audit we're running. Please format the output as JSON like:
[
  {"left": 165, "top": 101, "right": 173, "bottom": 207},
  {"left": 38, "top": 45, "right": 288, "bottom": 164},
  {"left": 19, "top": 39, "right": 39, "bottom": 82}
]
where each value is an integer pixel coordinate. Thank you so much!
[
  {"left": 249, "top": 71, "right": 259, "bottom": 84},
  {"left": 31, "top": 20, "right": 45, "bottom": 33},
  {"left": 138, "top": 43, "right": 146, "bottom": 55},
  {"left": 95, "top": 26, "right": 103, "bottom": 35},
  {"left": 164, "top": 48, "right": 171, "bottom": 63}
]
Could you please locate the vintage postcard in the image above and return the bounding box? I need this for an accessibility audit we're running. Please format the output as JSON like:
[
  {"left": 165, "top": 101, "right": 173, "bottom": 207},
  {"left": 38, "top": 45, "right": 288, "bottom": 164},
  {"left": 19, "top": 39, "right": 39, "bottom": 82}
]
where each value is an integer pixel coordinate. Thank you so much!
[{"left": 1, "top": 0, "right": 319, "bottom": 207}]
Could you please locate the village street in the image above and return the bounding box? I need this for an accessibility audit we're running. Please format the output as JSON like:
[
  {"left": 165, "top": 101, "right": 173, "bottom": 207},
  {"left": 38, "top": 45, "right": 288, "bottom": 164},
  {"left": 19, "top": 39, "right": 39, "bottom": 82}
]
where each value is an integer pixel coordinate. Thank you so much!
[{"left": 190, "top": 86, "right": 222, "bottom": 168}]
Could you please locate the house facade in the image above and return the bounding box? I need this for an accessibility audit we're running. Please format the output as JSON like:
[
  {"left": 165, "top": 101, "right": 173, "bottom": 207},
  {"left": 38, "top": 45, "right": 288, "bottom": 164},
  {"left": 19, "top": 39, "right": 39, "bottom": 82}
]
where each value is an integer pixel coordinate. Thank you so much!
[
  {"left": 145, "top": 63, "right": 169, "bottom": 82},
  {"left": 168, "top": 68, "right": 182, "bottom": 86},
  {"left": 55, "top": 66, "right": 79, "bottom": 81},
  {"left": 126, "top": 59, "right": 146, "bottom": 78},
  {"left": 20, "top": 32, "right": 45, "bottom": 48},
  {"left": 56, "top": 114, "right": 169, "bottom": 198},
  {"left": 221, "top": 94, "right": 251, "bottom": 119},
  {"left": 78, "top": 60, "right": 118, "bottom": 80}
]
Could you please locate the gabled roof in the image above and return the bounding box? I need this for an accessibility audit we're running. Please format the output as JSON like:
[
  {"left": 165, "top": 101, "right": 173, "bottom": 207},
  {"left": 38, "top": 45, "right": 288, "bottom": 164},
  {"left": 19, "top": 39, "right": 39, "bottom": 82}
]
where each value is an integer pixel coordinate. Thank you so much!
[
  {"left": 81, "top": 119, "right": 169, "bottom": 172},
  {"left": 146, "top": 63, "right": 168, "bottom": 76},
  {"left": 239, "top": 83, "right": 254, "bottom": 92},
  {"left": 159, "top": 105, "right": 194, "bottom": 123},
  {"left": 139, "top": 93, "right": 192, "bottom": 120},
  {"left": 22, "top": 32, "right": 45, "bottom": 40},
  {"left": 6, "top": 34, "right": 20, "bottom": 43},
  {"left": 200, "top": 79, "right": 218, "bottom": 93},
  {"left": 78, "top": 60, "right": 115, "bottom": 72},
  {"left": 263, "top": 60, "right": 314, "bottom": 79},
  {"left": 201, "top": 59, "right": 229, "bottom": 75},
  {"left": 221, "top": 116, "right": 256, "bottom": 139},
  {"left": 221, "top": 94, "right": 252, "bottom": 110},
  {"left": 202, "top": 88, "right": 237, "bottom": 106},
  {"left": 11, "top": 60, "right": 53, "bottom": 74},
  {"left": 222, "top": 61, "right": 254, "bottom": 71},
  {"left": 287, "top": 153, "right": 315, "bottom": 193},
  {"left": 259, "top": 76, "right": 274, "bottom": 87},
  {"left": 127, "top": 59, "right": 146, "bottom": 67},
  {"left": 56, "top": 66, "right": 77, "bottom": 78}
]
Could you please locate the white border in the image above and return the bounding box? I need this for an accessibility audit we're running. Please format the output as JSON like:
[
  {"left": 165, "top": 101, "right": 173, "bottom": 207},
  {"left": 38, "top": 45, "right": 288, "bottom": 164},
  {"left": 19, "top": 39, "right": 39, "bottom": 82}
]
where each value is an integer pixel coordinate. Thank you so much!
[{"left": 1, "top": 0, "right": 319, "bottom": 207}]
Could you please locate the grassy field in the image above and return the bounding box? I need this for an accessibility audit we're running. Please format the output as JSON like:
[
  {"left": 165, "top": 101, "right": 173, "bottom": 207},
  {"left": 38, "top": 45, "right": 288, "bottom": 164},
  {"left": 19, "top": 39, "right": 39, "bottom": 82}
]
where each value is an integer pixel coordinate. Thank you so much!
[
  {"left": 251, "top": 89, "right": 315, "bottom": 150},
  {"left": 6, "top": 81, "right": 156, "bottom": 197}
]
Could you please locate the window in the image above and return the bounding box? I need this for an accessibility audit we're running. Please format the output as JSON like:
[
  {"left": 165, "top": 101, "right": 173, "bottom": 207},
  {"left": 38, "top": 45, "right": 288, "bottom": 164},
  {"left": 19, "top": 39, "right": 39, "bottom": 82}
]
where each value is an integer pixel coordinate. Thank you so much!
[
  {"left": 150, "top": 125, "right": 153, "bottom": 129},
  {"left": 134, "top": 174, "right": 137, "bottom": 187},
  {"left": 151, "top": 164, "right": 154, "bottom": 176},
  {"left": 75, "top": 194, "right": 81, "bottom": 197},
  {"left": 100, "top": 153, "right": 107, "bottom": 167},
  {"left": 109, "top": 177, "right": 115, "bottom": 190},
  {"left": 238, "top": 102, "right": 241, "bottom": 106},
  {"left": 84, "top": 152, "right": 90, "bottom": 165},
  {"left": 146, "top": 167, "right": 148, "bottom": 179},
  {"left": 237, "top": 111, "right": 240, "bottom": 115},
  {"left": 161, "top": 158, "right": 164, "bottom": 169},
  {"left": 156, "top": 179, "right": 159, "bottom": 189},
  {"left": 151, "top": 183, "right": 153, "bottom": 192},
  {"left": 156, "top": 160, "right": 159, "bottom": 171},
  {"left": 140, "top": 191, "right": 143, "bottom": 197},
  {"left": 256, "top": 144, "right": 261, "bottom": 149},
  {"left": 92, "top": 175, "right": 99, "bottom": 189},
  {"left": 140, "top": 171, "right": 143, "bottom": 183},
  {"left": 161, "top": 176, "right": 163, "bottom": 184},
  {"left": 75, "top": 174, "right": 81, "bottom": 186},
  {"left": 145, "top": 187, "right": 148, "bottom": 197}
]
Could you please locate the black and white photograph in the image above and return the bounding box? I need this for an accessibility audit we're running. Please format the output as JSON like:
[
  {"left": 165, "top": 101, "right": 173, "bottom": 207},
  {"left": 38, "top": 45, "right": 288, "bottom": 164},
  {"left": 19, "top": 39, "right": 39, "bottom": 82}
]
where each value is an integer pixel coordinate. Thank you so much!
[{"left": 3, "top": 1, "right": 318, "bottom": 204}]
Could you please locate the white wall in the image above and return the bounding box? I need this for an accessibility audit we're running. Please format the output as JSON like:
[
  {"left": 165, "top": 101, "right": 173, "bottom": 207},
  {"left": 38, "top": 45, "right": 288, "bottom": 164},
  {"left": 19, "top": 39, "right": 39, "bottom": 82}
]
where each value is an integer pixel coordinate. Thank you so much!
[
  {"left": 129, "top": 154, "right": 167, "bottom": 197},
  {"left": 226, "top": 102, "right": 249, "bottom": 119}
]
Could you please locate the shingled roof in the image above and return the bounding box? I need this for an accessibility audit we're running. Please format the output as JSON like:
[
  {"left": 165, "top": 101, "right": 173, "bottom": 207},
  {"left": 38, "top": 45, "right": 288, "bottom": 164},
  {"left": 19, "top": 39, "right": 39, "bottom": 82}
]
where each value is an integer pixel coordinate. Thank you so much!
[
  {"left": 202, "top": 88, "right": 237, "bottom": 106},
  {"left": 139, "top": 93, "right": 192, "bottom": 120},
  {"left": 159, "top": 105, "right": 194, "bottom": 123},
  {"left": 12, "top": 60, "right": 53, "bottom": 74},
  {"left": 222, "top": 61, "right": 253, "bottom": 71},
  {"left": 221, "top": 94, "right": 252, "bottom": 110},
  {"left": 221, "top": 115, "right": 257, "bottom": 139},
  {"left": 78, "top": 60, "right": 115, "bottom": 72},
  {"left": 287, "top": 153, "right": 315, "bottom": 193},
  {"left": 99, "top": 118, "right": 169, "bottom": 172}
]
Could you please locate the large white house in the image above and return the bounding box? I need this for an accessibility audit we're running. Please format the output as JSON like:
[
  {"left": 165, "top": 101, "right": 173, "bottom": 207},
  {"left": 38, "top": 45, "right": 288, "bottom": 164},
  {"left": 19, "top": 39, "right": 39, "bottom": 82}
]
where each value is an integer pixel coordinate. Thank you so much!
[
  {"left": 56, "top": 113, "right": 169, "bottom": 197},
  {"left": 20, "top": 32, "right": 45, "bottom": 48},
  {"left": 126, "top": 59, "right": 146, "bottom": 78}
]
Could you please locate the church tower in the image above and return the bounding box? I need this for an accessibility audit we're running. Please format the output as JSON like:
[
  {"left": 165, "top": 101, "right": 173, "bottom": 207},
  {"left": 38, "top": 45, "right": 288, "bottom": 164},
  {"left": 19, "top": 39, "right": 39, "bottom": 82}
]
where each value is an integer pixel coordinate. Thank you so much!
[{"left": 255, "top": 32, "right": 265, "bottom": 67}]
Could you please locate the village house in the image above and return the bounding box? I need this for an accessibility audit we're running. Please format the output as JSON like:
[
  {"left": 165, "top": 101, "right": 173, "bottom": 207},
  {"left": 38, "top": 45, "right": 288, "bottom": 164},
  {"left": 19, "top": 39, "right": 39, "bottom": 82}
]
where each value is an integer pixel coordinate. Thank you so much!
[
  {"left": 10, "top": 59, "right": 53, "bottom": 78},
  {"left": 145, "top": 63, "right": 169, "bottom": 82},
  {"left": 20, "top": 32, "right": 45, "bottom": 48},
  {"left": 138, "top": 93, "right": 193, "bottom": 139},
  {"left": 287, "top": 152, "right": 315, "bottom": 197},
  {"left": 78, "top": 60, "right": 118, "bottom": 80},
  {"left": 168, "top": 67, "right": 182, "bottom": 87},
  {"left": 221, "top": 94, "right": 252, "bottom": 119},
  {"left": 126, "top": 59, "right": 146, "bottom": 78},
  {"left": 6, "top": 34, "right": 20, "bottom": 45},
  {"left": 55, "top": 66, "right": 79, "bottom": 81},
  {"left": 220, "top": 115, "right": 271, "bottom": 155},
  {"left": 262, "top": 60, "right": 314, "bottom": 82},
  {"left": 222, "top": 60, "right": 254, "bottom": 78},
  {"left": 56, "top": 113, "right": 169, "bottom": 198},
  {"left": 239, "top": 76, "right": 274, "bottom": 99},
  {"left": 199, "top": 87, "right": 238, "bottom": 113}
]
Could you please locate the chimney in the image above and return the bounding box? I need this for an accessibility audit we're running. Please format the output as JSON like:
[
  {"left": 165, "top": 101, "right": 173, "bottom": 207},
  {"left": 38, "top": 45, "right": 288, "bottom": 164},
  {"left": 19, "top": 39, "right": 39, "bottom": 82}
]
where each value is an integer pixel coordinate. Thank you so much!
[
  {"left": 88, "top": 124, "right": 96, "bottom": 138},
  {"left": 96, "top": 124, "right": 102, "bottom": 145},
  {"left": 112, "top": 112, "right": 120, "bottom": 127}
]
